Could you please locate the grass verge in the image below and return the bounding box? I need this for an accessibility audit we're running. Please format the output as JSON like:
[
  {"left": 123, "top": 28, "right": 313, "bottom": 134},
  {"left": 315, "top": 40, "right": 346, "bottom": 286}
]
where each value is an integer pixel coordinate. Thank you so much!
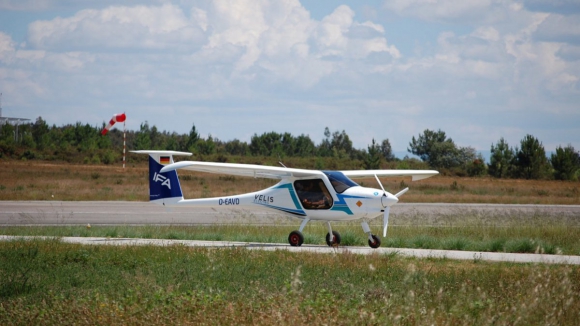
[
  {"left": 1, "top": 239, "right": 579, "bottom": 325},
  {"left": 2, "top": 221, "right": 580, "bottom": 255}
]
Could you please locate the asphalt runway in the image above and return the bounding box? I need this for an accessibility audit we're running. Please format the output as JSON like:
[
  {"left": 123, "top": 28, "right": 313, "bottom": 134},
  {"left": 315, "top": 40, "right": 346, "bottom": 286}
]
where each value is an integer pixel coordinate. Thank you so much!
[{"left": 1, "top": 201, "right": 579, "bottom": 225}]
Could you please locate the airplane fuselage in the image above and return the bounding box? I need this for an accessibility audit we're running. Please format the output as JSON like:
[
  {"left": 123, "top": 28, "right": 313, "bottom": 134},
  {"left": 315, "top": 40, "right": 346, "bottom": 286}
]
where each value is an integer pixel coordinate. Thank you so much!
[{"left": 158, "top": 179, "right": 397, "bottom": 222}]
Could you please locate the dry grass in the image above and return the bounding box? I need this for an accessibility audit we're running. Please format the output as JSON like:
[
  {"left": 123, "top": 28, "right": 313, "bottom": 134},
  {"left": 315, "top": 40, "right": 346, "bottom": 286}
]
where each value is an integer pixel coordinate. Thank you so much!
[{"left": 1, "top": 160, "right": 579, "bottom": 204}]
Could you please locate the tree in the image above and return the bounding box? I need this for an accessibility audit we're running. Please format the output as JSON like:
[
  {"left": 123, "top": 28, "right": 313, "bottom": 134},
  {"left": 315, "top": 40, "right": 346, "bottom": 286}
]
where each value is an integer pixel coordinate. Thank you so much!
[
  {"left": 318, "top": 127, "right": 355, "bottom": 158},
  {"left": 150, "top": 125, "right": 162, "bottom": 149},
  {"left": 31, "top": 117, "right": 49, "bottom": 150},
  {"left": 408, "top": 129, "right": 450, "bottom": 162},
  {"left": 318, "top": 127, "right": 332, "bottom": 156},
  {"left": 488, "top": 138, "right": 514, "bottom": 178},
  {"left": 408, "top": 129, "right": 479, "bottom": 170},
  {"left": 409, "top": 130, "right": 448, "bottom": 168},
  {"left": 330, "top": 129, "right": 354, "bottom": 158},
  {"left": 134, "top": 122, "right": 152, "bottom": 150},
  {"left": 186, "top": 123, "right": 200, "bottom": 153},
  {"left": 466, "top": 153, "right": 487, "bottom": 177},
  {"left": 197, "top": 134, "right": 216, "bottom": 155},
  {"left": 165, "top": 133, "right": 180, "bottom": 151},
  {"left": 0, "top": 122, "right": 15, "bottom": 145},
  {"left": 551, "top": 145, "right": 580, "bottom": 181},
  {"left": 513, "top": 134, "right": 550, "bottom": 179},
  {"left": 250, "top": 131, "right": 283, "bottom": 156},
  {"left": 225, "top": 139, "right": 249, "bottom": 156},
  {"left": 294, "top": 134, "right": 316, "bottom": 157},
  {"left": 364, "top": 138, "right": 381, "bottom": 170},
  {"left": 380, "top": 139, "right": 395, "bottom": 161}
]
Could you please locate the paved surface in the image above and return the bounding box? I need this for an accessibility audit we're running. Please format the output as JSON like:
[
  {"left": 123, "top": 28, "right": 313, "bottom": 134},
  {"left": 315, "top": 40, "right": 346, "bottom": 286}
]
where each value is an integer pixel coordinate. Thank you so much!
[
  {"left": 1, "top": 235, "right": 578, "bottom": 265},
  {"left": 1, "top": 201, "right": 579, "bottom": 225}
]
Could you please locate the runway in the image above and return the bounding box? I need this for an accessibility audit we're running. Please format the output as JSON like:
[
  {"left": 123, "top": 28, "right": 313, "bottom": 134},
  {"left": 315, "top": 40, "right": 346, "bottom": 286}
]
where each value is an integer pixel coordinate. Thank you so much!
[
  {"left": 1, "top": 235, "right": 579, "bottom": 265},
  {"left": 2, "top": 200, "right": 579, "bottom": 225}
]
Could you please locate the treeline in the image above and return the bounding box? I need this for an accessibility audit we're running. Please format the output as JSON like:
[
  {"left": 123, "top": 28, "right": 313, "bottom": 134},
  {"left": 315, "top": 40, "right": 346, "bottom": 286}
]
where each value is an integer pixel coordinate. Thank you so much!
[
  {"left": 1, "top": 117, "right": 579, "bottom": 181},
  {"left": 407, "top": 129, "right": 580, "bottom": 181}
]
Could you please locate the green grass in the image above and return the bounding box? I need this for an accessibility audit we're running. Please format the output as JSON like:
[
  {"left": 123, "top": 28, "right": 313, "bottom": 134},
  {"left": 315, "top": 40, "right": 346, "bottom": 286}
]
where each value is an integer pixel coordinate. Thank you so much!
[
  {"left": 1, "top": 239, "right": 579, "bottom": 325},
  {"left": 2, "top": 221, "right": 580, "bottom": 255}
]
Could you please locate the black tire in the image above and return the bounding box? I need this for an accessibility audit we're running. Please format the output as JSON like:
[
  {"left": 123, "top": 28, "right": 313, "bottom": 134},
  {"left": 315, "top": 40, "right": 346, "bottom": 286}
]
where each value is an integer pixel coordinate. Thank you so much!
[
  {"left": 325, "top": 231, "right": 341, "bottom": 246},
  {"left": 288, "top": 230, "right": 304, "bottom": 247},
  {"left": 368, "top": 234, "right": 381, "bottom": 249}
]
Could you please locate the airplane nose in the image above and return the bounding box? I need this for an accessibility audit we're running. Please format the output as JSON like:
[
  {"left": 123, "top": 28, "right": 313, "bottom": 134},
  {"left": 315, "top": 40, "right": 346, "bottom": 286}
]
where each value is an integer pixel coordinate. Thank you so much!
[{"left": 381, "top": 193, "right": 398, "bottom": 208}]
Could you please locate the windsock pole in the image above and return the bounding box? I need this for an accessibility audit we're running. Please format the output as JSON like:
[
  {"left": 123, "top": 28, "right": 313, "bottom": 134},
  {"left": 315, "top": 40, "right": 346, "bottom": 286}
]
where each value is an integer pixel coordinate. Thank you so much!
[{"left": 123, "top": 117, "right": 126, "bottom": 169}]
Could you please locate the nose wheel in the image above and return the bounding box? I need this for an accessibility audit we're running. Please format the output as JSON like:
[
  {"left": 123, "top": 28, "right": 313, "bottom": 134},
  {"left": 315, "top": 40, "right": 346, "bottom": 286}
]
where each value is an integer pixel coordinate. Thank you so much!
[{"left": 368, "top": 234, "right": 381, "bottom": 248}]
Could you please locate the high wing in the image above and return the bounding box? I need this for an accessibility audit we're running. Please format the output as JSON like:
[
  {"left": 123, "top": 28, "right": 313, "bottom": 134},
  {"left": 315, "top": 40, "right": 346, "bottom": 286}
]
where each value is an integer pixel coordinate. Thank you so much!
[
  {"left": 341, "top": 169, "right": 439, "bottom": 181},
  {"left": 160, "top": 161, "right": 324, "bottom": 180}
]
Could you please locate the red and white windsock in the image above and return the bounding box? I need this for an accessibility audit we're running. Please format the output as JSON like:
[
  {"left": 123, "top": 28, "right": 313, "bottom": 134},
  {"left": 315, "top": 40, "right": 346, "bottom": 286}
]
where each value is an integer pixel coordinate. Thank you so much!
[{"left": 101, "top": 113, "right": 126, "bottom": 135}]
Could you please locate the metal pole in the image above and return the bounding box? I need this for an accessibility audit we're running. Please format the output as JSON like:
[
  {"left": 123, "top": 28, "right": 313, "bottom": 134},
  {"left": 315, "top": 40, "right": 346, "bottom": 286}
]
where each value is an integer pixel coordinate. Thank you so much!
[{"left": 123, "top": 119, "right": 126, "bottom": 169}]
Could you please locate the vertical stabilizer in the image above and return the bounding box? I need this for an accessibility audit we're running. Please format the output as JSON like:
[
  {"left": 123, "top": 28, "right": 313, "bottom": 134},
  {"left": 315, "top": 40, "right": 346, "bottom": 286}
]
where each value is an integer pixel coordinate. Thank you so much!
[{"left": 131, "top": 150, "right": 192, "bottom": 205}]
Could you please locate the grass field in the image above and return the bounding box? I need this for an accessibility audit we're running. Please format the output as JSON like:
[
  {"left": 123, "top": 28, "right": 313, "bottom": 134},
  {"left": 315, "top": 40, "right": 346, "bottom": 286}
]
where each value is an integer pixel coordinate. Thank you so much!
[{"left": 1, "top": 239, "right": 579, "bottom": 325}]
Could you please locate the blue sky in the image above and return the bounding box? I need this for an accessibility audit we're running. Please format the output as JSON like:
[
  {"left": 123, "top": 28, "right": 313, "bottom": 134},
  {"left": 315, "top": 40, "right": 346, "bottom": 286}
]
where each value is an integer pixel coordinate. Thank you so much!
[{"left": 0, "top": 0, "right": 579, "bottom": 155}]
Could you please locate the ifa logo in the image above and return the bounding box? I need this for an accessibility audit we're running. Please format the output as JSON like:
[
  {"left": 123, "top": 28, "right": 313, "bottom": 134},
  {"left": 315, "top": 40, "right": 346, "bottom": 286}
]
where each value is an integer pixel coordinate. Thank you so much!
[{"left": 153, "top": 172, "right": 171, "bottom": 189}]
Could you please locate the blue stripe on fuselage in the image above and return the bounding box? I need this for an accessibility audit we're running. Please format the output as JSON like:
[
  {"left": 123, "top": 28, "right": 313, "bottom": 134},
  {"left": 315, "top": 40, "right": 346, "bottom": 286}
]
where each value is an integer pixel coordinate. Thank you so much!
[{"left": 330, "top": 193, "right": 364, "bottom": 215}]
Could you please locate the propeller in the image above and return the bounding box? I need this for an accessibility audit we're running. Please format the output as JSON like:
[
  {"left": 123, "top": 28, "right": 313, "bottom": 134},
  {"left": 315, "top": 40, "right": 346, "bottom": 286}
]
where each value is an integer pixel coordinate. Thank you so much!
[{"left": 374, "top": 175, "right": 408, "bottom": 237}]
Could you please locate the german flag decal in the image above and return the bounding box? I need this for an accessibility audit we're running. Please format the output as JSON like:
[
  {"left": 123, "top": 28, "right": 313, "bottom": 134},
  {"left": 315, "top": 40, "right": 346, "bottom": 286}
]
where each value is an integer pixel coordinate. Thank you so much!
[{"left": 160, "top": 156, "right": 170, "bottom": 165}]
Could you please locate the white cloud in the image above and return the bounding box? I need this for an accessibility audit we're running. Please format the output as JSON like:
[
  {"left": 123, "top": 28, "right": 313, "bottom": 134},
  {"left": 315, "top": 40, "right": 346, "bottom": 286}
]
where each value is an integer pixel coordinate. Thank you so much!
[
  {"left": 28, "top": 4, "right": 206, "bottom": 51},
  {"left": 0, "top": 32, "right": 16, "bottom": 63},
  {"left": 523, "top": 0, "right": 580, "bottom": 14},
  {"left": 383, "top": 0, "right": 493, "bottom": 23},
  {"left": 534, "top": 13, "right": 580, "bottom": 43},
  {"left": 0, "top": 0, "right": 578, "bottom": 153}
]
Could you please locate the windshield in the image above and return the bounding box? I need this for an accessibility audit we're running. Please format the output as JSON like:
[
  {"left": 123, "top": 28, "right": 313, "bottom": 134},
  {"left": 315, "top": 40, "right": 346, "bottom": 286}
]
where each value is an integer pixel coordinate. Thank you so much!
[{"left": 323, "top": 171, "right": 359, "bottom": 193}]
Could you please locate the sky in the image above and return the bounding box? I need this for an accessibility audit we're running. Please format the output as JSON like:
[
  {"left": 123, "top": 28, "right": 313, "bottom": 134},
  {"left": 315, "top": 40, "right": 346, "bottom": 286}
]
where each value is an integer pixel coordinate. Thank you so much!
[{"left": 0, "top": 0, "right": 579, "bottom": 156}]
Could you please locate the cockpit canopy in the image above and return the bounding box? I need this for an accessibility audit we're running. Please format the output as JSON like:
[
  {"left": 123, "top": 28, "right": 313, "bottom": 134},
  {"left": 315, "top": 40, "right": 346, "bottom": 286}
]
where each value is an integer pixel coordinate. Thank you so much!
[{"left": 323, "top": 171, "right": 359, "bottom": 193}]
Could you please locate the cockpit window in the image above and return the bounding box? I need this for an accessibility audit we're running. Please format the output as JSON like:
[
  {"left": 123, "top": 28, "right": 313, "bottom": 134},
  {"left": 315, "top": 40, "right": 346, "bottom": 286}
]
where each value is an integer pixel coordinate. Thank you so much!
[
  {"left": 294, "top": 179, "right": 333, "bottom": 210},
  {"left": 323, "top": 171, "right": 358, "bottom": 193}
]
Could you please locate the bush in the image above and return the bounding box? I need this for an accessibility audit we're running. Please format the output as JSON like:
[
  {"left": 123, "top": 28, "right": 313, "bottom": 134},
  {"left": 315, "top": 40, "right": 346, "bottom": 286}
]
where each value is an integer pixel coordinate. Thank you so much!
[
  {"left": 20, "top": 150, "right": 36, "bottom": 160},
  {"left": 467, "top": 158, "right": 487, "bottom": 177},
  {"left": 101, "top": 150, "right": 117, "bottom": 165}
]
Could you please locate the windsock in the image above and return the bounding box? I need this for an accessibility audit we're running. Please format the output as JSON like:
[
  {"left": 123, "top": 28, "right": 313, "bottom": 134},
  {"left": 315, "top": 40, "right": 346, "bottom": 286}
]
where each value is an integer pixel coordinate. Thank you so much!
[{"left": 101, "top": 113, "right": 126, "bottom": 135}]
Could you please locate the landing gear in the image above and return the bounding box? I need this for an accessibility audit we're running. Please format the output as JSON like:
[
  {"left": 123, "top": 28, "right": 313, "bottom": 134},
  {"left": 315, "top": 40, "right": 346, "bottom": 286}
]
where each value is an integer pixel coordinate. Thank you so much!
[
  {"left": 324, "top": 222, "right": 341, "bottom": 247},
  {"left": 325, "top": 231, "right": 341, "bottom": 247},
  {"left": 362, "top": 221, "right": 381, "bottom": 249},
  {"left": 368, "top": 234, "right": 381, "bottom": 248},
  {"left": 288, "top": 230, "right": 304, "bottom": 246}
]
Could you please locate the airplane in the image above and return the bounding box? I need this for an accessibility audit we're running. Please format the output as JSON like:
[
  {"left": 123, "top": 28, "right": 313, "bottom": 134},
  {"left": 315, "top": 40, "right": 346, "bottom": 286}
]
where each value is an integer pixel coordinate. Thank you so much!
[{"left": 132, "top": 150, "right": 438, "bottom": 248}]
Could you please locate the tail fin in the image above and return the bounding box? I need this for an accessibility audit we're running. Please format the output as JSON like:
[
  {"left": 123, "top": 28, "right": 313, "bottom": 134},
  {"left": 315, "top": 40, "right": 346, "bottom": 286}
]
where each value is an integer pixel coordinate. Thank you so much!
[{"left": 131, "top": 150, "right": 192, "bottom": 205}]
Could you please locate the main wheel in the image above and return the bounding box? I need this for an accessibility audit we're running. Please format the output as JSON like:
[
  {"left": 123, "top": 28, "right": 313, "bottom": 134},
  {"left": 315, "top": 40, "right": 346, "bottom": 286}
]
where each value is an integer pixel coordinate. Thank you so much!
[
  {"left": 325, "top": 231, "right": 341, "bottom": 246},
  {"left": 288, "top": 230, "right": 304, "bottom": 247},
  {"left": 368, "top": 234, "right": 381, "bottom": 249}
]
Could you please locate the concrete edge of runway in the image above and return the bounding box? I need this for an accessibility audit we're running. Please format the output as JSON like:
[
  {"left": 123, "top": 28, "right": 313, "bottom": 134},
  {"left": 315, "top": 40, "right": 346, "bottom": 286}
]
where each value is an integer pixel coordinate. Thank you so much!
[{"left": 1, "top": 235, "right": 579, "bottom": 265}]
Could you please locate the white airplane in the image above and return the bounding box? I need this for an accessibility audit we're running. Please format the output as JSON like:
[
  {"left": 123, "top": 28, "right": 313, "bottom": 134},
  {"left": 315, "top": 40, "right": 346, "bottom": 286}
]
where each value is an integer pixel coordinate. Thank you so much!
[{"left": 133, "top": 150, "right": 438, "bottom": 248}]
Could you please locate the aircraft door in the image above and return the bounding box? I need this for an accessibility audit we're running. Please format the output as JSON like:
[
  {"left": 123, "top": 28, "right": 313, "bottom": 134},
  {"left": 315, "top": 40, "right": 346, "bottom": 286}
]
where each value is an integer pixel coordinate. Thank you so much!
[{"left": 294, "top": 179, "right": 334, "bottom": 210}]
